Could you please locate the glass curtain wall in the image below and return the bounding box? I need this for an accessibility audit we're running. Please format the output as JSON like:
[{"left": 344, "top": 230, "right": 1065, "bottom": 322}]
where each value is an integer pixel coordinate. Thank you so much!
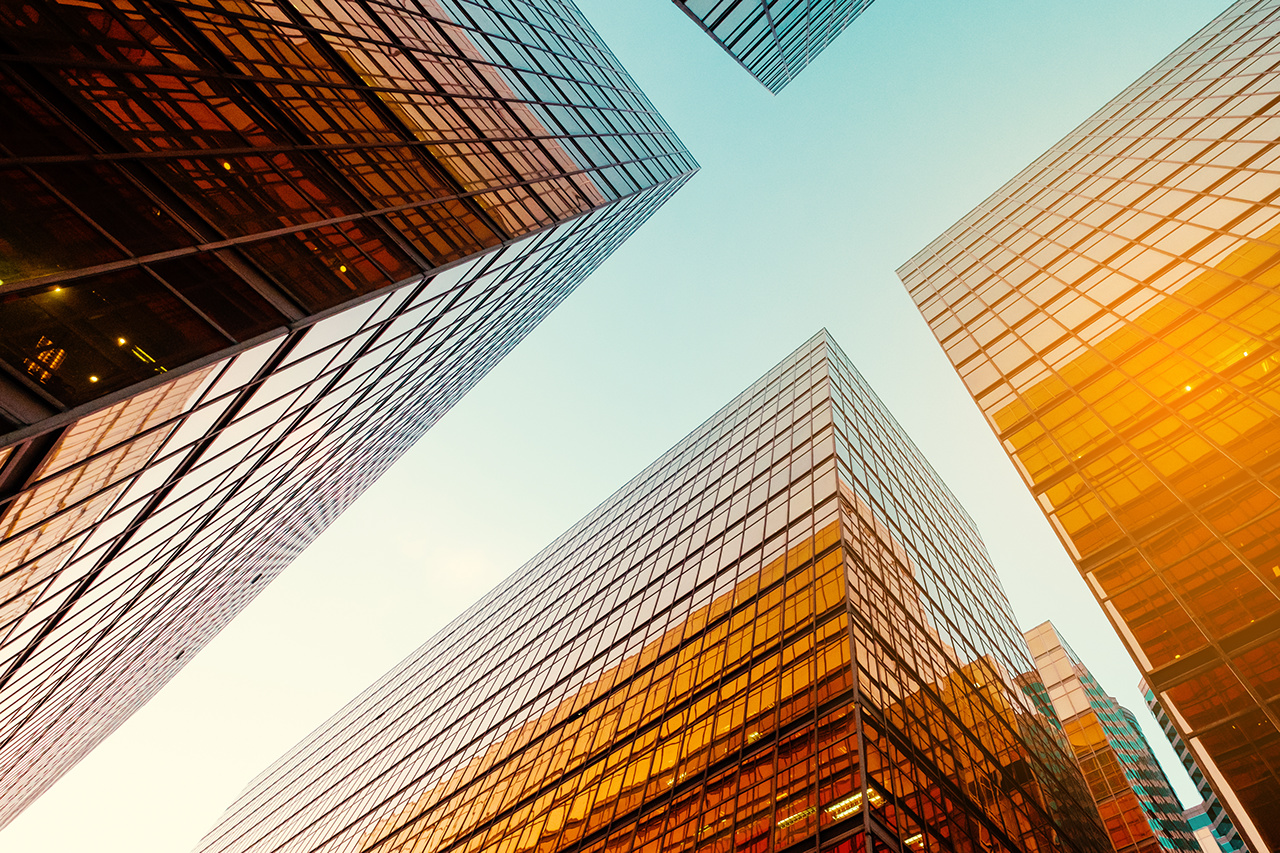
[
  {"left": 0, "top": 0, "right": 695, "bottom": 826},
  {"left": 196, "top": 332, "right": 1109, "bottom": 853},
  {"left": 669, "top": 0, "right": 874, "bottom": 93},
  {"left": 898, "top": 2, "right": 1280, "bottom": 845}
]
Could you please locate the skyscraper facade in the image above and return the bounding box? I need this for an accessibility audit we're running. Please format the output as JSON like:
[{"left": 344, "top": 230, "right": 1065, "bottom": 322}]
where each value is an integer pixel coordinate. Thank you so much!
[
  {"left": 1141, "top": 680, "right": 1249, "bottom": 853},
  {"left": 197, "top": 332, "right": 1109, "bottom": 853},
  {"left": 670, "top": 0, "right": 874, "bottom": 93},
  {"left": 0, "top": 0, "right": 695, "bottom": 827},
  {"left": 1022, "top": 622, "right": 1196, "bottom": 853},
  {"left": 897, "top": 2, "right": 1280, "bottom": 846}
]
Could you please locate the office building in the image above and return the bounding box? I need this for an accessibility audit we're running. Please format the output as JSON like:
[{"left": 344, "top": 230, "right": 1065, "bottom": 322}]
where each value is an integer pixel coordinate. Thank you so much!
[
  {"left": 1141, "top": 681, "right": 1248, "bottom": 853},
  {"left": 671, "top": 0, "right": 874, "bottom": 93},
  {"left": 197, "top": 331, "right": 1109, "bottom": 853},
  {"left": 1188, "top": 803, "right": 1247, "bottom": 853},
  {"left": 0, "top": 0, "right": 695, "bottom": 827},
  {"left": 1023, "top": 622, "right": 1196, "bottom": 853},
  {"left": 898, "top": 2, "right": 1280, "bottom": 846}
]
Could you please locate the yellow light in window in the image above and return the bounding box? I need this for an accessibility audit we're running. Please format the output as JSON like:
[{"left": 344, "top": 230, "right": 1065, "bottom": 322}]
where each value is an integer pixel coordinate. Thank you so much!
[
  {"left": 339, "top": 265, "right": 348, "bottom": 273},
  {"left": 117, "top": 337, "right": 127, "bottom": 346},
  {"left": 53, "top": 286, "right": 62, "bottom": 292},
  {"left": 222, "top": 161, "right": 232, "bottom": 170},
  {"left": 1184, "top": 385, "right": 1192, "bottom": 391},
  {"left": 89, "top": 375, "right": 99, "bottom": 383}
]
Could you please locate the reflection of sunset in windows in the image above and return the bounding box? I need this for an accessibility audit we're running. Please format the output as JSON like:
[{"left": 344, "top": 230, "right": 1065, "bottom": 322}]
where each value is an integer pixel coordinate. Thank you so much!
[
  {"left": 197, "top": 335, "right": 1108, "bottom": 853},
  {"left": 899, "top": 3, "right": 1280, "bottom": 844}
]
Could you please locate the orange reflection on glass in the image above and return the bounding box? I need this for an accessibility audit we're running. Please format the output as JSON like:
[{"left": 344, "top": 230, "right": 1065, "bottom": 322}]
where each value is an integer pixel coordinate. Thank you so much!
[{"left": 0, "top": 366, "right": 212, "bottom": 629}]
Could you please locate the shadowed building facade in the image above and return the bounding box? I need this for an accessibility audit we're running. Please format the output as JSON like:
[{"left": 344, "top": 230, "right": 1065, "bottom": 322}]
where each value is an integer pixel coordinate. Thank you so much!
[
  {"left": 1140, "top": 680, "right": 1249, "bottom": 853},
  {"left": 1022, "top": 622, "right": 1196, "bottom": 853},
  {"left": 196, "top": 332, "right": 1108, "bottom": 853},
  {"left": 898, "top": 2, "right": 1280, "bottom": 847},
  {"left": 0, "top": 0, "right": 695, "bottom": 827},
  {"left": 670, "top": 0, "right": 874, "bottom": 93}
]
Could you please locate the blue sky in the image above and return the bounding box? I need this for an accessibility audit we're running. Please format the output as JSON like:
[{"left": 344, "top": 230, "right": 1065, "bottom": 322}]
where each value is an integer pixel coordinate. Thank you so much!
[{"left": 0, "top": 2, "right": 1228, "bottom": 850}]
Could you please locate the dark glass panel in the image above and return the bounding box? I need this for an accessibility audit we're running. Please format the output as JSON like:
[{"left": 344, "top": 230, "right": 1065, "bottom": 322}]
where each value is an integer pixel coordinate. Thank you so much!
[
  {"left": 32, "top": 161, "right": 192, "bottom": 257},
  {"left": 148, "top": 254, "right": 286, "bottom": 340},
  {"left": 0, "top": 69, "right": 91, "bottom": 158},
  {"left": 153, "top": 152, "right": 360, "bottom": 239},
  {"left": 240, "top": 221, "right": 419, "bottom": 312},
  {"left": 0, "top": 268, "right": 225, "bottom": 405},
  {"left": 0, "top": 167, "right": 125, "bottom": 285}
]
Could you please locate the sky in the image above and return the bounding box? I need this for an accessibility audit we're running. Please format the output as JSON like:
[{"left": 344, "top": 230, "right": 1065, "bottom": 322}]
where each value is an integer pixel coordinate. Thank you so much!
[{"left": 0, "top": 1, "right": 1232, "bottom": 850}]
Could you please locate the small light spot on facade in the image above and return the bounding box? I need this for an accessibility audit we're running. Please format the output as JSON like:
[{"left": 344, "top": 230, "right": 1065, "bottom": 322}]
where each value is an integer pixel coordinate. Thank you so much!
[
  {"left": 89, "top": 375, "right": 99, "bottom": 383},
  {"left": 1184, "top": 385, "right": 1192, "bottom": 391},
  {"left": 339, "top": 265, "right": 348, "bottom": 273},
  {"left": 117, "top": 337, "right": 127, "bottom": 346},
  {"left": 222, "top": 161, "right": 232, "bottom": 170}
]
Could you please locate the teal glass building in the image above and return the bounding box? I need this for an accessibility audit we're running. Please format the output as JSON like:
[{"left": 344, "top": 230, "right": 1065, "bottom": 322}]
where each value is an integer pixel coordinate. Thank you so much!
[{"left": 671, "top": 0, "right": 874, "bottom": 92}]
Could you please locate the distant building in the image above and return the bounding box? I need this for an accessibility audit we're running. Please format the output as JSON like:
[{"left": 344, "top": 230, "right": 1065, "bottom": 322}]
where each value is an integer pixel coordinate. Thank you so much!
[
  {"left": 898, "top": 2, "right": 1280, "bottom": 846},
  {"left": 0, "top": 0, "right": 694, "bottom": 827},
  {"left": 1023, "top": 623, "right": 1197, "bottom": 853},
  {"left": 671, "top": 0, "right": 874, "bottom": 92},
  {"left": 1142, "top": 681, "right": 1249, "bottom": 853},
  {"left": 1187, "top": 802, "right": 1246, "bottom": 853},
  {"left": 196, "top": 332, "right": 1110, "bottom": 853}
]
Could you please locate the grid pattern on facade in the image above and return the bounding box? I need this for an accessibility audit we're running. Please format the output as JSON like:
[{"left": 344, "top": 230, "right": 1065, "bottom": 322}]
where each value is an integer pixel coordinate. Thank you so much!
[
  {"left": 195, "top": 332, "right": 1107, "bottom": 853},
  {"left": 1140, "top": 682, "right": 1249, "bottom": 853},
  {"left": 1023, "top": 623, "right": 1196, "bottom": 853},
  {"left": 670, "top": 0, "right": 873, "bottom": 93},
  {"left": 0, "top": 68, "right": 693, "bottom": 836},
  {"left": 0, "top": 0, "right": 696, "bottom": 825},
  {"left": 897, "top": 2, "right": 1280, "bottom": 845},
  {"left": 0, "top": 0, "right": 692, "bottom": 422},
  {"left": 1186, "top": 802, "right": 1244, "bottom": 853}
]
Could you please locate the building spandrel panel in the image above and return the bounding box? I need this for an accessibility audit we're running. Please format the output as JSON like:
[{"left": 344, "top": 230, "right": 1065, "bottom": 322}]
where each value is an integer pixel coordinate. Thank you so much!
[
  {"left": 898, "top": 2, "right": 1280, "bottom": 847},
  {"left": 0, "top": 0, "right": 695, "bottom": 821},
  {"left": 671, "top": 0, "right": 874, "bottom": 93},
  {"left": 196, "top": 331, "right": 1109, "bottom": 853}
]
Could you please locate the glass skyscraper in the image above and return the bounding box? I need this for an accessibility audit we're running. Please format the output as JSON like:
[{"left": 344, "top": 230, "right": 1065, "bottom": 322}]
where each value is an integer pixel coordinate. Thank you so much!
[
  {"left": 196, "top": 331, "right": 1109, "bottom": 853},
  {"left": 1023, "top": 622, "right": 1196, "bottom": 853},
  {"left": 0, "top": 0, "right": 695, "bottom": 827},
  {"left": 1140, "top": 680, "right": 1249, "bottom": 853},
  {"left": 898, "top": 2, "right": 1280, "bottom": 846},
  {"left": 670, "top": 0, "right": 874, "bottom": 93}
]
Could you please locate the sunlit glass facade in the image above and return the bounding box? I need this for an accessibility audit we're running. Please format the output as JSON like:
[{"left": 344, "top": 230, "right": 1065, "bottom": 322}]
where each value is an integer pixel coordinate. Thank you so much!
[
  {"left": 0, "top": 0, "right": 696, "bottom": 827},
  {"left": 196, "top": 331, "right": 1109, "bottom": 853},
  {"left": 897, "top": 2, "right": 1280, "bottom": 847},
  {"left": 1140, "top": 681, "right": 1249, "bottom": 853},
  {"left": 1022, "top": 623, "right": 1196, "bottom": 853},
  {"left": 670, "top": 0, "right": 873, "bottom": 93}
]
